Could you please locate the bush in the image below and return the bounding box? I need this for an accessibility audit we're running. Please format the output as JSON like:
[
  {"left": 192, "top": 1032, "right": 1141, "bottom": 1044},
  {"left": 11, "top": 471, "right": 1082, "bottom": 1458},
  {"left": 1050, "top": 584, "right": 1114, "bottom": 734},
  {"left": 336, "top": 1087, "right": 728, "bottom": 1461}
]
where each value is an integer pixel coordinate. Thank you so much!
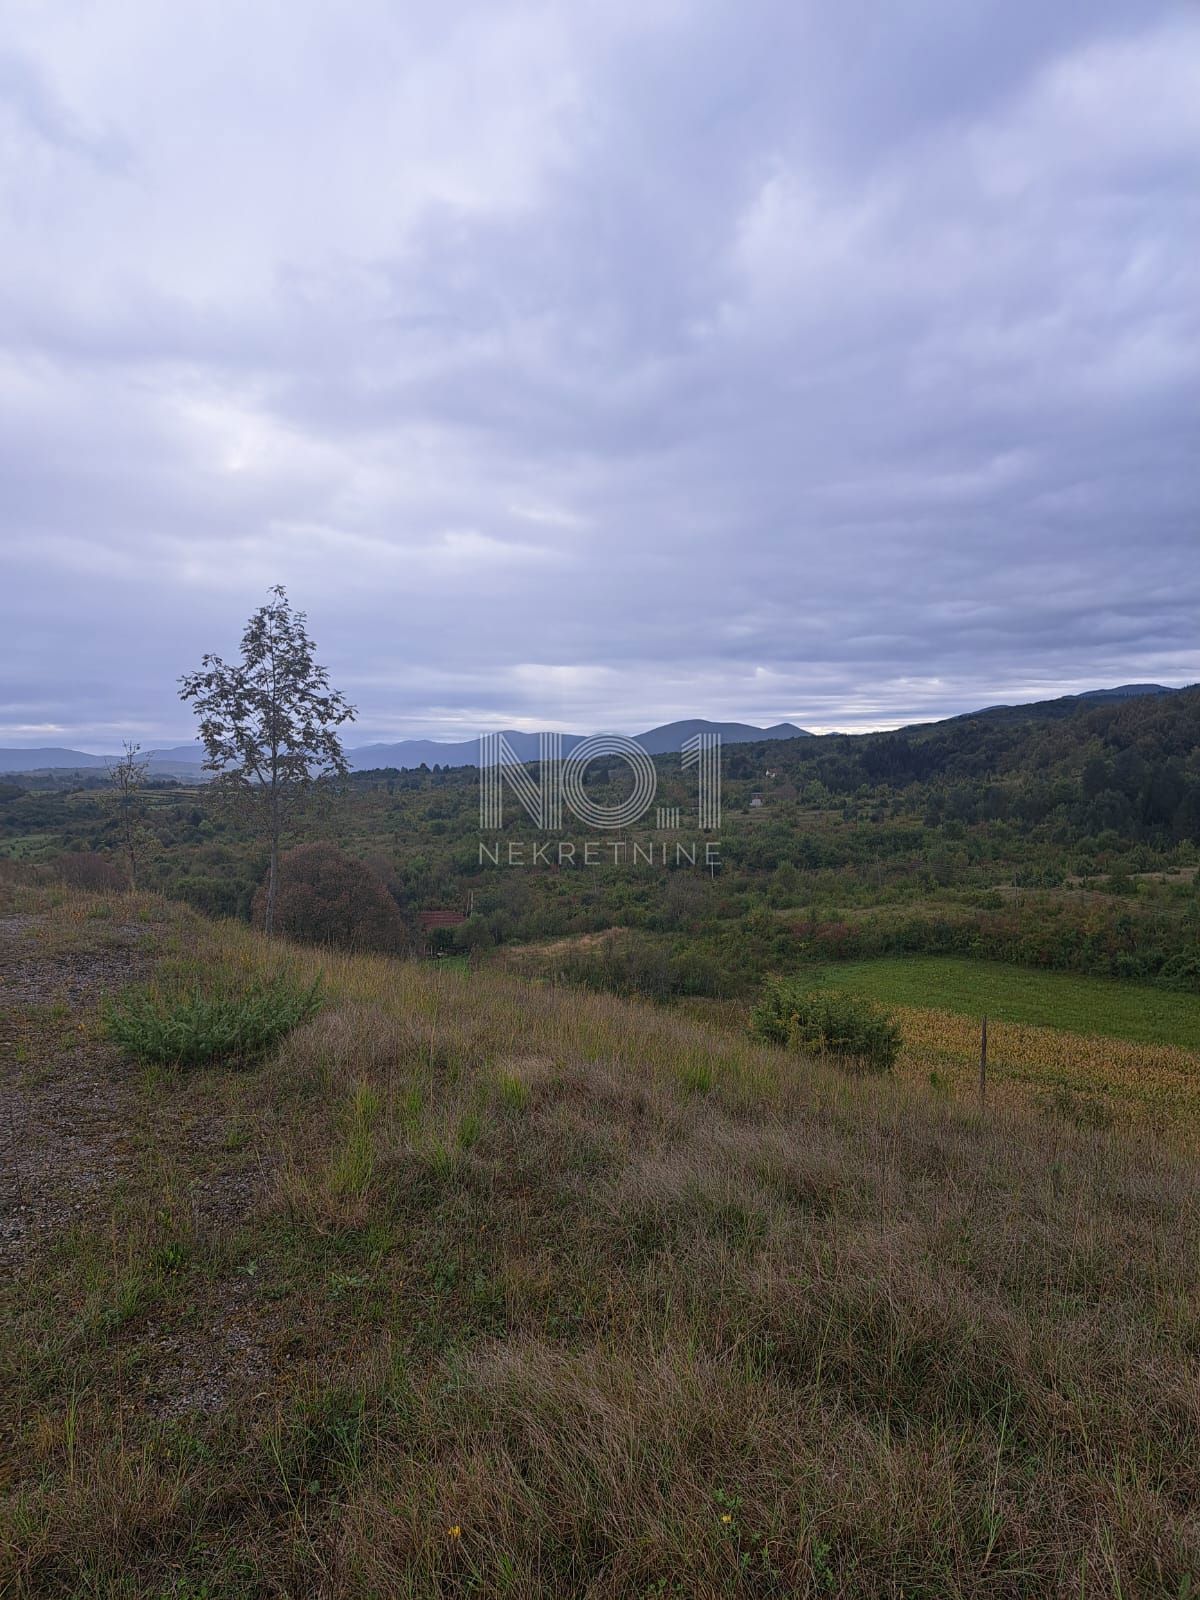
[
  {"left": 750, "top": 977, "right": 900, "bottom": 1072},
  {"left": 555, "top": 937, "right": 674, "bottom": 1000},
  {"left": 551, "top": 934, "right": 737, "bottom": 1001},
  {"left": 173, "top": 874, "right": 244, "bottom": 919},
  {"left": 1157, "top": 953, "right": 1200, "bottom": 993},
  {"left": 56, "top": 851, "right": 126, "bottom": 892},
  {"left": 103, "top": 972, "right": 323, "bottom": 1068},
  {"left": 251, "top": 843, "right": 409, "bottom": 953}
]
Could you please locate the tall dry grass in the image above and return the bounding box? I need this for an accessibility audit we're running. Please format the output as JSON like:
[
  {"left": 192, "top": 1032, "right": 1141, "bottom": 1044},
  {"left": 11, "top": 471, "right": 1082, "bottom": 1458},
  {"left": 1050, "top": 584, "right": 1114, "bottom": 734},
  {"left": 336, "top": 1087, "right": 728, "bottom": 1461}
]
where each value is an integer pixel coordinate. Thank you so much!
[{"left": 3, "top": 888, "right": 1200, "bottom": 1595}]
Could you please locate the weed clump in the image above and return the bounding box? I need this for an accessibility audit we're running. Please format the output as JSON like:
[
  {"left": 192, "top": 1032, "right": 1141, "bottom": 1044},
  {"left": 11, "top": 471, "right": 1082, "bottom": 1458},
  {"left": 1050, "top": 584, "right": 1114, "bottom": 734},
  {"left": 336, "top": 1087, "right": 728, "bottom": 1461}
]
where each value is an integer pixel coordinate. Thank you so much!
[
  {"left": 750, "top": 977, "right": 900, "bottom": 1072},
  {"left": 103, "top": 971, "right": 323, "bottom": 1068}
]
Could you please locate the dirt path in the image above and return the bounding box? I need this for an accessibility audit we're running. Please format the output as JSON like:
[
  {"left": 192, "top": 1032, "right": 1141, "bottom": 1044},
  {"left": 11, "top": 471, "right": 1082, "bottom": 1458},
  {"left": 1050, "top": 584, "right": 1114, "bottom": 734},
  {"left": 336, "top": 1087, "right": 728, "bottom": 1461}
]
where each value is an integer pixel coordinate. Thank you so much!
[
  {"left": 0, "top": 912, "right": 154, "bottom": 1265},
  {"left": 0, "top": 907, "right": 287, "bottom": 1416}
]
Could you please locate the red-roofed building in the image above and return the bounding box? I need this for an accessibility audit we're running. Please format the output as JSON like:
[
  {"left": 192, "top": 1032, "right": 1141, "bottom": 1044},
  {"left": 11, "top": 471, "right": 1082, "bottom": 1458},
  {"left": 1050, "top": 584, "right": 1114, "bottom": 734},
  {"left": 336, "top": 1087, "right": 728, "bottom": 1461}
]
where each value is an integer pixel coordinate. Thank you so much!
[{"left": 419, "top": 909, "right": 468, "bottom": 932}]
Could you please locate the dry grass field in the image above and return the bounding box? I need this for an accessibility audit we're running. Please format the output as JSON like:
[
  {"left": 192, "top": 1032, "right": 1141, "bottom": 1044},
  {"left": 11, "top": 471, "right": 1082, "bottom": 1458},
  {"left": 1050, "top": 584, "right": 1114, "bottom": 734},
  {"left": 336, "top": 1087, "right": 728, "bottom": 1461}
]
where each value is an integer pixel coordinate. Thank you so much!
[
  {"left": 815, "top": 956, "right": 1200, "bottom": 1146},
  {"left": 887, "top": 1002, "right": 1200, "bottom": 1143},
  {"left": 3, "top": 884, "right": 1200, "bottom": 1596}
]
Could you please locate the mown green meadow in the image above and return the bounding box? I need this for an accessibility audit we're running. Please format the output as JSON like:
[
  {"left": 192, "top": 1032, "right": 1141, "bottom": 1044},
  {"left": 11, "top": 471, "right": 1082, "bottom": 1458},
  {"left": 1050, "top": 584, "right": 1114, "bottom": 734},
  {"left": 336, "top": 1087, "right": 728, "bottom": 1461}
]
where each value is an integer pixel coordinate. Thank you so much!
[{"left": 823, "top": 955, "right": 1200, "bottom": 1049}]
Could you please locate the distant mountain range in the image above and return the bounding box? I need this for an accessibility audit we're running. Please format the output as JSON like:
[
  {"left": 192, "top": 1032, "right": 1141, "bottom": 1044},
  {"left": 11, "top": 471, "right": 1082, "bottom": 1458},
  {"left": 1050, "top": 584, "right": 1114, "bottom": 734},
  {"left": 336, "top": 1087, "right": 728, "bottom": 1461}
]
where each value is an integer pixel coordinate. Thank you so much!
[
  {"left": 349, "top": 719, "right": 810, "bottom": 771},
  {"left": 0, "top": 687, "right": 1188, "bottom": 777},
  {"left": 0, "top": 745, "right": 205, "bottom": 776},
  {"left": 0, "top": 719, "right": 812, "bottom": 776}
]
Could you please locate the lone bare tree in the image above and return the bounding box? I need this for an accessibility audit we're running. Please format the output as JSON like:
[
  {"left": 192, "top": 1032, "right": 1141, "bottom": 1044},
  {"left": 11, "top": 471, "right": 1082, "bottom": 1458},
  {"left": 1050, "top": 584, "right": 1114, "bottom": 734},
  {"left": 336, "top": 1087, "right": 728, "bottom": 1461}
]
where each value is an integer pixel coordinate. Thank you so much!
[
  {"left": 179, "top": 587, "right": 356, "bottom": 935},
  {"left": 106, "top": 740, "right": 151, "bottom": 891}
]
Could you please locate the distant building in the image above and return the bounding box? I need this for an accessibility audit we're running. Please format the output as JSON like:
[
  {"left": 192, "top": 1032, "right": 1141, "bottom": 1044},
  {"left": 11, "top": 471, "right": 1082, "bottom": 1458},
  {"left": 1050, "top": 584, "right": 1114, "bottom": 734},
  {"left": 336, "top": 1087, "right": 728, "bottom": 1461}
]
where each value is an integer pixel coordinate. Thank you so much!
[
  {"left": 419, "top": 909, "right": 468, "bottom": 933},
  {"left": 418, "top": 906, "right": 470, "bottom": 958},
  {"left": 749, "top": 793, "right": 764, "bottom": 808},
  {"left": 765, "top": 768, "right": 779, "bottom": 779}
]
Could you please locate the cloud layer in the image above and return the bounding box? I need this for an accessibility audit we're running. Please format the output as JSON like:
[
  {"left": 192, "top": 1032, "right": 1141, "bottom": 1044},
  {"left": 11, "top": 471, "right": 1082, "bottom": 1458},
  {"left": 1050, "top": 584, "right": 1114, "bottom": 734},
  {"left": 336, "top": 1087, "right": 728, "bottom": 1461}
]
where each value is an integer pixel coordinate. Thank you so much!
[{"left": 2, "top": 0, "right": 1198, "bottom": 743}]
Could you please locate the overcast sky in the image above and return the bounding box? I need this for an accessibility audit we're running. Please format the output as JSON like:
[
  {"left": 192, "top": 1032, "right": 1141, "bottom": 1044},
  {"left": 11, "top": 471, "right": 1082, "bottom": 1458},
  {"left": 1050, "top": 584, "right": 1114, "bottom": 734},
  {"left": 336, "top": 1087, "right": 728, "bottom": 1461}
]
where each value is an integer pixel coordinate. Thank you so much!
[{"left": 2, "top": 1, "right": 1198, "bottom": 748}]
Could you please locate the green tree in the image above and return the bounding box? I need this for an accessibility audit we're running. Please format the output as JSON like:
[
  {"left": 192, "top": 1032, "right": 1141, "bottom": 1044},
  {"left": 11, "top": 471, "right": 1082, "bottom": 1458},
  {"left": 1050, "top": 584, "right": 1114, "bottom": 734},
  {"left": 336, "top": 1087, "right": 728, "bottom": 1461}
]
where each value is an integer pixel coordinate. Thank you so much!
[
  {"left": 106, "top": 740, "right": 151, "bottom": 890},
  {"left": 179, "top": 587, "right": 356, "bottom": 936}
]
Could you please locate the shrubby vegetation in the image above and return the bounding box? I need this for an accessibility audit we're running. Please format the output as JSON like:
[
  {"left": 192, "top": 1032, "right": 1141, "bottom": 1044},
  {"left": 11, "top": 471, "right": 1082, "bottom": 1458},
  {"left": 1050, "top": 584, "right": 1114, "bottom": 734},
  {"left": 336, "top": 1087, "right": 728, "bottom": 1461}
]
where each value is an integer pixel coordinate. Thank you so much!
[
  {"left": 250, "top": 842, "right": 411, "bottom": 953},
  {"left": 55, "top": 849, "right": 128, "bottom": 892},
  {"left": 787, "top": 897, "right": 1200, "bottom": 989},
  {"left": 751, "top": 976, "right": 901, "bottom": 1071},
  {"left": 103, "top": 971, "right": 323, "bottom": 1067},
  {"left": 543, "top": 931, "right": 731, "bottom": 1000}
]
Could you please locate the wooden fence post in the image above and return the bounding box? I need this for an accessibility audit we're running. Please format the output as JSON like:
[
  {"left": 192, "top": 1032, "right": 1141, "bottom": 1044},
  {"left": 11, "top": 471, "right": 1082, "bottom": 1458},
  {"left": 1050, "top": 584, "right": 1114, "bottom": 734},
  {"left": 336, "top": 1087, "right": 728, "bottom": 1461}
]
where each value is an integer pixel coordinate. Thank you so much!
[{"left": 979, "top": 1015, "right": 988, "bottom": 1108}]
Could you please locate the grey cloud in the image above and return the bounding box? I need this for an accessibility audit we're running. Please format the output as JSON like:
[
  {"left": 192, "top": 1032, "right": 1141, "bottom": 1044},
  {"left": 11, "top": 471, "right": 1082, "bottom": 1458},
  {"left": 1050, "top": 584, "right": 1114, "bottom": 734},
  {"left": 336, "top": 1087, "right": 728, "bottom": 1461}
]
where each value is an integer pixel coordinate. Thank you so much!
[
  {"left": 0, "top": 1, "right": 1197, "bottom": 747},
  {"left": 0, "top": 48, "right": 130, "bottom": 169}
]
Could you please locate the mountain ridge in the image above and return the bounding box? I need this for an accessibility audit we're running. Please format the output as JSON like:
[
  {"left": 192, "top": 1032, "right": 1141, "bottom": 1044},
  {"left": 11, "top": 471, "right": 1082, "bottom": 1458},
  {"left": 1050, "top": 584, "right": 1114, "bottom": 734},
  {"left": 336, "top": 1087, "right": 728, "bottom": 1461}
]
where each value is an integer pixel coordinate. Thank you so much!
[
  {"left": 350, "top": 719, "right": 812, "bottom": 770},
  {"left": 0, "top": 718, "right": 812, "bottom": 775},
  {"left": 0, "top": 686, "right": 1187, "bottom": 775}
]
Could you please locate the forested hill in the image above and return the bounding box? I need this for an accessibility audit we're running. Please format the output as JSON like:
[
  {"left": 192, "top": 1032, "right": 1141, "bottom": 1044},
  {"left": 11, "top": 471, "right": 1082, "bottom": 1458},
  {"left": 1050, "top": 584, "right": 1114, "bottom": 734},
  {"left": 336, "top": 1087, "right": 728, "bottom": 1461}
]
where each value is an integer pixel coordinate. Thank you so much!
[{"left": 722, "top": 684, "right": 1200, "bottom": 840}]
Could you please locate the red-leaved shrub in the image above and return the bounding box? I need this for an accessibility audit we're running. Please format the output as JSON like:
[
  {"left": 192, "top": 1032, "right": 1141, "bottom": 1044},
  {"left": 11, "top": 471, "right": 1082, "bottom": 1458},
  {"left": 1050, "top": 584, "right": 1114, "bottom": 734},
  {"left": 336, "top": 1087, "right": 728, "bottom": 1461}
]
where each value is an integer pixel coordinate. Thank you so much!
[{"left": 251, "top": 843, "right": 409, "bottom": 953}]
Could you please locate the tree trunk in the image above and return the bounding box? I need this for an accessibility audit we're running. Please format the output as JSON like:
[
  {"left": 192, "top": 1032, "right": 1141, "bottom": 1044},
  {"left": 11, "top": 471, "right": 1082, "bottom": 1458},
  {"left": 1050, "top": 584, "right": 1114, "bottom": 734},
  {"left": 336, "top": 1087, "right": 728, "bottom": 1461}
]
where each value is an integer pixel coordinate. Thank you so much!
[
  {"left": 266, "top": 846, "right": 277, "bottom": 935},
  {"left": 265, "top": 786, "right": 280, "bottom": 937}
]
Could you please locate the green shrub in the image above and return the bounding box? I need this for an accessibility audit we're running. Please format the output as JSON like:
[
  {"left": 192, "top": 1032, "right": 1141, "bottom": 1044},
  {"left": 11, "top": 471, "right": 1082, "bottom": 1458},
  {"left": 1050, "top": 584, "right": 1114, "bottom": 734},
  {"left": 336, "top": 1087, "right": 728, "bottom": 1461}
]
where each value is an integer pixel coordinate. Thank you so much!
[
  {"left": 1157, "top": 952, "right": 1200, "bottom": 993},
  {"left": 103, "top": 972, "right": 323, "bottom": 1068},
  {"left": 552, "top": 933, "right": 740, "bottom": 1000},
  {"left": 750, "top": 977, "right": 900, "bottom": 1072}
]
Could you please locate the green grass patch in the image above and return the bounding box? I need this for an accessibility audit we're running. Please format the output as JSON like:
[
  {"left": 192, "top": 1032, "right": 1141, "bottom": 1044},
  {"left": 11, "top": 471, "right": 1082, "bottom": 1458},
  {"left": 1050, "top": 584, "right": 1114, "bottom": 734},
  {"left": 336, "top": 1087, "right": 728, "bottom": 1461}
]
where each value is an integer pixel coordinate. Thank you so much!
[
  {"left": 326, "top": 1083, "right": 379, "bottom": 1200},
  {"left": 494, "top": 1070, "right": 530, "bottom": 1111},
  {"left": 823, "top": 956, "right": 1200, "bottom": 1049},
  {"left": 434, "top": 953, "right": 471, "bottom": 973},
  {"left": 0, "top": 831, "right": 57, "bottom": 860},
  {"left": 103, "top": 971, "right": 323, "bottom": 1068}
]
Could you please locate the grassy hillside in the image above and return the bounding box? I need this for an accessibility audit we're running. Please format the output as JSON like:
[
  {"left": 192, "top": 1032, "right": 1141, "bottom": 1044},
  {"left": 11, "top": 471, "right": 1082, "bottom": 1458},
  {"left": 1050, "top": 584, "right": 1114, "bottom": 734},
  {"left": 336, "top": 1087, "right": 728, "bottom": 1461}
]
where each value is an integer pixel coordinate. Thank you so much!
[{"left": 3, "top": 885, "right": 1200, "bottom": 1595}]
